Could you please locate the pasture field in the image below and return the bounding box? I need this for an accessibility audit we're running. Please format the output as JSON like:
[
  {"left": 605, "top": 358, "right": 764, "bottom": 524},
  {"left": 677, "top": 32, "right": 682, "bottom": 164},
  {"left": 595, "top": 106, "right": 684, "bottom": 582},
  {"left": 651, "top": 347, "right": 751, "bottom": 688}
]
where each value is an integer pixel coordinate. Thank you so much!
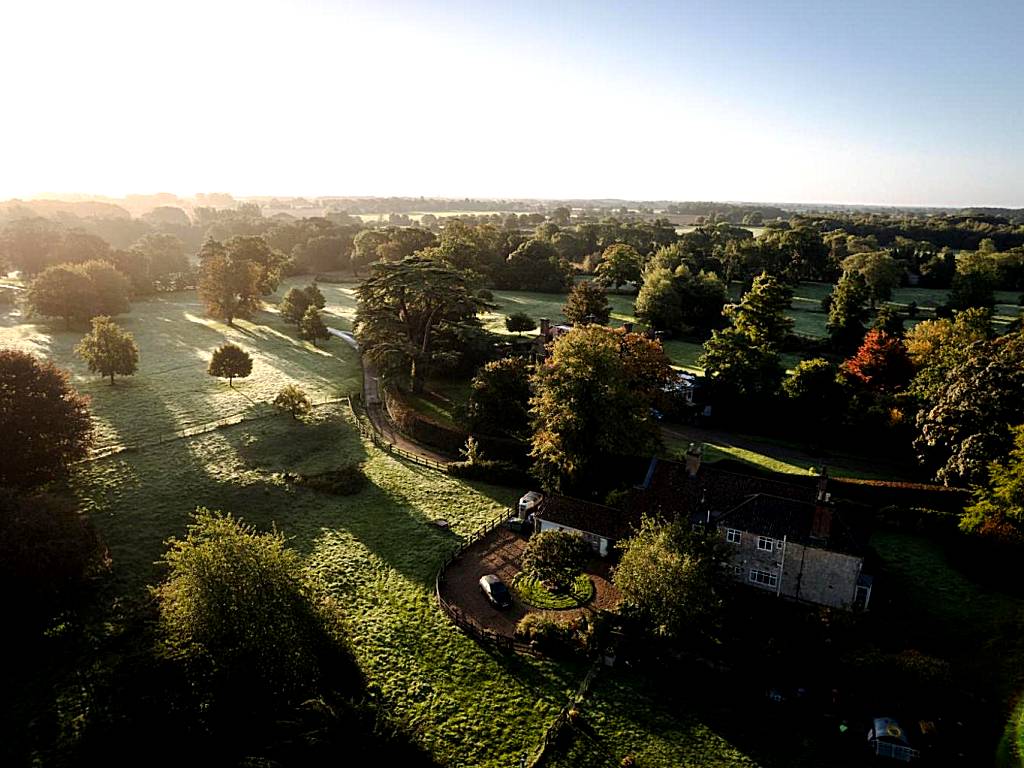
[
  {"left": 61, "top": 405, "right": 583, "bottom": 768},
  {"left": 0, "top": 288, "right": 362, "bottom": 454},
  {"left": 1, "top": 286, "right": 763, "bottom": 767}
]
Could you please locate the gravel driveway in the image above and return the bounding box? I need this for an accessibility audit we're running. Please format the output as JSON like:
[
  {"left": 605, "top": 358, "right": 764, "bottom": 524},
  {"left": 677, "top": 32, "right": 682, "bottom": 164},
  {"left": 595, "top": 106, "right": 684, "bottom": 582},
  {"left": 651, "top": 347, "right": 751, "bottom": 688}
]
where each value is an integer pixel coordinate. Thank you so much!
[{"left": 438, "top": 526, "right": 620, "bottom": 638}]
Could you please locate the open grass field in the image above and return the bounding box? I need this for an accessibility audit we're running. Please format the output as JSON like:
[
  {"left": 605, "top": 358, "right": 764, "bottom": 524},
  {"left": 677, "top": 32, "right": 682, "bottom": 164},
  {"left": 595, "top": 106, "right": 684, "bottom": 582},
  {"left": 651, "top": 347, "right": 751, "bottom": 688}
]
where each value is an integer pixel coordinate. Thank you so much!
[
  {"left": 870, "top": 532, "right": 1024, "bottom": 705},
  {"left": 791, "top": 282, "right": 1022, "bottom": 338},
  {"left": 1, "top": 285, "right": 766, "bottom": 767},
  {"left": 0, "top": 286, "right": 362, "bottom": 454},
  {"left": 63, "top": 405, "right": 589, "bottom": 767},
  {"left": 548, "top": 671, "right": 758, "bottom": 768}
]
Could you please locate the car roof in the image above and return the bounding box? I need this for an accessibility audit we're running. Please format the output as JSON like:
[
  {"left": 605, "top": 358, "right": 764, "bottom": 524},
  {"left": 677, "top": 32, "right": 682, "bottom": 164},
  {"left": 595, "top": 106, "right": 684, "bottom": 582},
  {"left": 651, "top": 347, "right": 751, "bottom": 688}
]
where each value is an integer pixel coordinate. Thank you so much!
[{"left": 479, "top": 574, "right": 501, "bottom": 586}]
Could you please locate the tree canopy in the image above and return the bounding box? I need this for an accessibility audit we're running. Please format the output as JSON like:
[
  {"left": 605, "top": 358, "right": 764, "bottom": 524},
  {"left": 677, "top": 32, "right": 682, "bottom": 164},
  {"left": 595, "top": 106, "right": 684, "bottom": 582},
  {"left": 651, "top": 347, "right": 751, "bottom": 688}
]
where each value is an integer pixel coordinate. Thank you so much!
[
  {"left": 614, "top": 515, "right": 730, "bottom": 642},
  {"left": 27, "top": 260, "right": 132, "bottom": 328},
  {"left": 521, "top": 530, "right": 591, "bottom": 592},
  {"left": 562, "top": 280, "right": 611, "bottom": 325},
  {"left": 841, "top": 329, "right": 914, "bottom": 393},
  {"left": 467, "top": 357, "right": 532, "bottom": 439},
  {"left": 959, "top": 425, "right": 1024, "bottom": 542},
  {"left": 0, "top": 349, "right": 93, "bottom": 488},
  {"left": 299, "top": 306, "right": 329, "bottom": 346},
  {"left": 698, "top": 272, "right": 792, "bottom": 406},
  {"left": 497, "top": 239, "right": 572, "bottom": 293},
  {"left": 530, "top": 325, "right": 671, "bottom": 492},
  {"left": 75, "top": 315, "right": 139, "bottom": 384},
  {"left": 208, "top": 343, "right": 253, "bottom": 386},
  {"left": 504, "top": 311, "right": 536, "bottom": 335},
  {"left": 595, "top": 243, "right": 642, "bottom": 291},
  {"left": 273, "top": 385, "right": 312, "bottom": 420},
  {"left": 914, "top": 330, "right": 1024, "bottom": 485},
  {"left": 355, "top": 256, "right": 488, "bottom": 393},
  {"left": 152, "top": 508, "right": 352, "bottom": 717}
]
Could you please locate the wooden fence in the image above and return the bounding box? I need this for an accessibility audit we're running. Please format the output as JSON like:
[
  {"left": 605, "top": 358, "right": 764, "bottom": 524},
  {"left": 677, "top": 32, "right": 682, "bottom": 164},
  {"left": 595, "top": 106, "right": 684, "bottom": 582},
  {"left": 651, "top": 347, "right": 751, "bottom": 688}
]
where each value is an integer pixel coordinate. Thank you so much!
[
  {"left": 432, "top": 508, "right": 541, "bottom": 656},
  {"left": 347, "top": 395, "right": 450, "bottom": 472}
]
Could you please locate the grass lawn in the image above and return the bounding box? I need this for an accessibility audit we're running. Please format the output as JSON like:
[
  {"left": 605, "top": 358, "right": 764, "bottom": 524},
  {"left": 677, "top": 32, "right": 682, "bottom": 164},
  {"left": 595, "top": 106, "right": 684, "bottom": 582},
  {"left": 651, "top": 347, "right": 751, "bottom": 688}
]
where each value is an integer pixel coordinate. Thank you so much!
[
  {"left": 512, "top": 573, "right": 594, "bottom": 609},
  {"left": 403, "top": 378, "right": 473, "bottom": 430},
  {"left": 870, "top": 531, "right": 1024, "bottom": 737},
  {"left": 1, "top": 289, "right": 763, "bottom": 767},
  {"left": 661, "top": 429, "right": 895, "bottom": 481},
  {"left": 548, "top": 671, "right": 757, "bottom": 768},
  {"left": 0, "top": 286, "right": 362, "bottom": 454},
  {"left": 44, "top": 405, "right": 580, "bottom": 768}
]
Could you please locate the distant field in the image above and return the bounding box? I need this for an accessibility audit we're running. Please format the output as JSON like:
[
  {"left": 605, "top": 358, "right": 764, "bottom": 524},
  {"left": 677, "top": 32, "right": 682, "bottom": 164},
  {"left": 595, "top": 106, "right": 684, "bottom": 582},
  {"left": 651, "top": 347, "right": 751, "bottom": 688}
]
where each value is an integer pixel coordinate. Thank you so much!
[
  {"left": 791, "top": 282, "right": 1022, "bottom": 338},
  {"left": 354, "top": 211, "right": 517, "bottom": 223},
  {"left": 0, "top": 285, "right": 362, "bottom": 454}
]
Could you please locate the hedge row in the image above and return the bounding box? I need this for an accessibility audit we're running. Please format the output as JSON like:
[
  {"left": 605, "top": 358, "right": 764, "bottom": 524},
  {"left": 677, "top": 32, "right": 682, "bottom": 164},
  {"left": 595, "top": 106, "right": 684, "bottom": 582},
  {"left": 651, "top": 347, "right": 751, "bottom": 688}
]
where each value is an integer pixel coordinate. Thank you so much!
[
  {"left": 383, "top": 386, "right": 529, "bottom": 462},
  {"left": 830, "top": 477, "right": 969, "bottom": 515}
]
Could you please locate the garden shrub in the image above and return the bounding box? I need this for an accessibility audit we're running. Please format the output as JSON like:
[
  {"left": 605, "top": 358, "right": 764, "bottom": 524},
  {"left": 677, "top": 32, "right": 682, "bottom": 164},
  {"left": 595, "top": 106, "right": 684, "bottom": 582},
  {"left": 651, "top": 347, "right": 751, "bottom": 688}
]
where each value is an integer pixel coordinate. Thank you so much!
[{"left": 514, "top": 614, "right": 593, "bottom": 657}]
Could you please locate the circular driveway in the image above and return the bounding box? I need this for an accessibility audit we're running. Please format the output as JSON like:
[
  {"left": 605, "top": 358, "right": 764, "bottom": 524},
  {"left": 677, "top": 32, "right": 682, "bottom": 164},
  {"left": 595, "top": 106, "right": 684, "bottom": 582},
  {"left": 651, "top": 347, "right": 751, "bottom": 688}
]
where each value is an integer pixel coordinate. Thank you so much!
[{"left": 438, "top": 526, "right": 621, "bottom": 638}]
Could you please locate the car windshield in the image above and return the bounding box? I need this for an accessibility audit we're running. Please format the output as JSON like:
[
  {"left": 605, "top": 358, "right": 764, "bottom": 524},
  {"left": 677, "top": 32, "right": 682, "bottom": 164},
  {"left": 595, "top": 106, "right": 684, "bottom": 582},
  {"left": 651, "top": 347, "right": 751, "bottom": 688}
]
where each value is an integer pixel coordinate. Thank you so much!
[{"left": 491, "top": 583, "right": 509, "bottom": 596}]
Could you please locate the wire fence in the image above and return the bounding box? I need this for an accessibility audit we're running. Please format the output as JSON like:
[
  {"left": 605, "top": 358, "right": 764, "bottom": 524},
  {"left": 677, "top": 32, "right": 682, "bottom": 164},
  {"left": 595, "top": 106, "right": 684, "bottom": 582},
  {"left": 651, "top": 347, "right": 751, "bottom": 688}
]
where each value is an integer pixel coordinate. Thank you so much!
[{"left": 82, "top": 396, "right": 350, "bottom": 463}]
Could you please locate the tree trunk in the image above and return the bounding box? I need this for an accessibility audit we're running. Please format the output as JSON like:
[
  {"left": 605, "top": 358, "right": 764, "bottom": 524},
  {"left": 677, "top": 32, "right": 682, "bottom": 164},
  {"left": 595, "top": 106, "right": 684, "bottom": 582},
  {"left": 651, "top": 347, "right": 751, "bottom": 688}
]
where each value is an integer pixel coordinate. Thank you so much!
[
  {"left": 109, "top": 373, "right": 115, "bottom": 385},
  {"left": 229, "top": 377, "right": 234, "bottom": 388},
  {"left": 409, "top": 358, "right": 424, "bottom": 394}
]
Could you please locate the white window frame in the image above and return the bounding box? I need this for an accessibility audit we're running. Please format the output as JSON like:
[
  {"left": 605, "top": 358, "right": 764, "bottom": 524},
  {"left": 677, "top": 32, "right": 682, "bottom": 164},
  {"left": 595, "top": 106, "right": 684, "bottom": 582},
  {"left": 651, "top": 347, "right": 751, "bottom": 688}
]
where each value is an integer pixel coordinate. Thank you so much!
[
  {"left": 725, "top": 528, "right": 741, "bottom": 544},
  {"left": 749, "top": 569, "right": 778, "bottom": 588},
  {"left": 757, "top": 536, "right": 774, "bottom": 552},
  {"left": 731, "top": 564, "right": 743, "bottom": 578}
]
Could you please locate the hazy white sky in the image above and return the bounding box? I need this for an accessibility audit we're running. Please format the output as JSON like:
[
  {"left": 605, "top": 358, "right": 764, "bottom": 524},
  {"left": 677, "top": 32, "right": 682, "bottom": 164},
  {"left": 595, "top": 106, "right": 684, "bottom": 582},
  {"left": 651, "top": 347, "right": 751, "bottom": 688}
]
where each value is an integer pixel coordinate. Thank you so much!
[{"left": 2, "top": 0, "right": 1021, "bottom": 206}]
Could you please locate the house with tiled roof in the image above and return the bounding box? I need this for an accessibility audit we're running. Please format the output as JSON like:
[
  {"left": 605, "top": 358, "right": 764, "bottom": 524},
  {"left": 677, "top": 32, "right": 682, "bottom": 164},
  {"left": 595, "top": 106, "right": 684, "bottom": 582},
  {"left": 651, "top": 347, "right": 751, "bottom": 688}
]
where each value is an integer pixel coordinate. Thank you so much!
[
  {"left": 529, "top": 444, "right": 873, "bottom": 610},
  {"left": 532, "top": 494, "right": 639, "bottom": 557},
  {"left": 636, "top": 445, "right": 873, "bottom": 610}
]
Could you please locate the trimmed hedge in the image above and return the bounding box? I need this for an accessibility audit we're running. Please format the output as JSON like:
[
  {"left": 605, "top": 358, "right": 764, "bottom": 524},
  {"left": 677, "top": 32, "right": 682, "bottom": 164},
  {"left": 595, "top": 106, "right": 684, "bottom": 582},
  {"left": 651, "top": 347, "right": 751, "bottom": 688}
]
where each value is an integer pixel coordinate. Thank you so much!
[
  {"left": 447, "top": 459, "right": 532, "bottom": 487},
  {"left": 831, "top": 477, "right": 969, "bottom": 514}
]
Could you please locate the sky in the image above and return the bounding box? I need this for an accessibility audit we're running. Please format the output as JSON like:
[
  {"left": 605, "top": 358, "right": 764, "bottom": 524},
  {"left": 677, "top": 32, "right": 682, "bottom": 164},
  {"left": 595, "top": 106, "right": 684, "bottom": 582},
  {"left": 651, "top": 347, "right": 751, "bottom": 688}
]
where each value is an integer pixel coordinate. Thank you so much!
[{"left": 1, "top": 0, "right": 1022, "bottom": 206}]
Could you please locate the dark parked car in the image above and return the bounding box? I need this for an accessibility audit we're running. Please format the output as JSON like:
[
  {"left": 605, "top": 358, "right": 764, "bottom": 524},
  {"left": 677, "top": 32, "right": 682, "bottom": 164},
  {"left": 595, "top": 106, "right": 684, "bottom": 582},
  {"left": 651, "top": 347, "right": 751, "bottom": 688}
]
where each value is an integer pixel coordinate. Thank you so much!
[{"left": 478, "top": 574, "right": 512, "bottom": 609}]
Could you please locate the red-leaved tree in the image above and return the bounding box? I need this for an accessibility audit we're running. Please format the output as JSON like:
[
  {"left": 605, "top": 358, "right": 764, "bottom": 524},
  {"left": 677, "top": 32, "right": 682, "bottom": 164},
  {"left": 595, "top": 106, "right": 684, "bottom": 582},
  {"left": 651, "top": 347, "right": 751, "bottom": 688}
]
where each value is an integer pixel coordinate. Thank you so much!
[{"left": 841, "top": 329, "right": 914, "bottom": 392}]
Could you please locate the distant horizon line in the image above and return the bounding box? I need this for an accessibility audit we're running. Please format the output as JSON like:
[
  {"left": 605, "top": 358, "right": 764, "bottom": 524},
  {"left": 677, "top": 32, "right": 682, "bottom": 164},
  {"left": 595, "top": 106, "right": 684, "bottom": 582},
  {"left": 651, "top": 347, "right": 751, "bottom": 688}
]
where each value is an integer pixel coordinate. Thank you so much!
[{"left": 2, "top": 192, "right": 1022, "bottom": 212}]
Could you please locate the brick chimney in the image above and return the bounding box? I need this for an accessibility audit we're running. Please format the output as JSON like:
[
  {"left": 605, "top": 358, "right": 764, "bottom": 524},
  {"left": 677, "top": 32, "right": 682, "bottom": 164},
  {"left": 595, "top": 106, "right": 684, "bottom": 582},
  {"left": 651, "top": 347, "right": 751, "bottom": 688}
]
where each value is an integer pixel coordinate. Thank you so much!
[{"left": 684, "top": 442, "right": 703, "bottom": 477}]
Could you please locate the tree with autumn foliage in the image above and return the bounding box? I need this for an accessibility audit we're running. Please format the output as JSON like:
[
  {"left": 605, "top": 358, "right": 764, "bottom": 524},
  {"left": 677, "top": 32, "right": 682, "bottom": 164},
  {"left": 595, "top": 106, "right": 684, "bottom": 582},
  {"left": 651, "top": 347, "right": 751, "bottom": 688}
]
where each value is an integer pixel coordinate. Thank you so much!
[
  {"left": 530, "top": 325, "right": 671, "bottom": 493},
  {"left": 840, "top": 329, "right": 914, "bottom": 393}
]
